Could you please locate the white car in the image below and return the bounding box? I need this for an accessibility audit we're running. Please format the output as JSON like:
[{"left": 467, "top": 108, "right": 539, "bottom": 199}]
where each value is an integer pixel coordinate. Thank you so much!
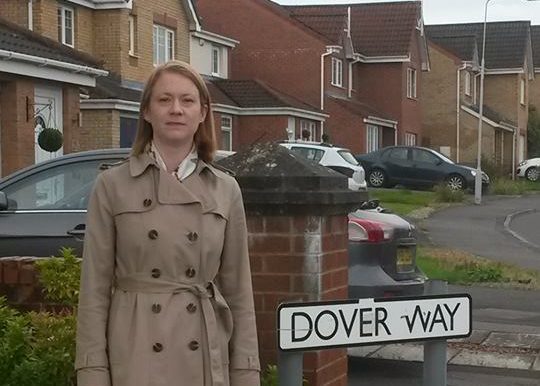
[
  {"left": 280, "top": 141, "right": 367, "bottom": 191},
  {"left": 516, "top": 157, "right": 540, "bottom": 182}
]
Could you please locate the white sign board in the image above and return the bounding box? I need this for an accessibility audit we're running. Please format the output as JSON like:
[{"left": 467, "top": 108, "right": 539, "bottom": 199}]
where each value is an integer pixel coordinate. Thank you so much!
[{"left": 278, "top": 294, "right": 471, "bottom": 351}]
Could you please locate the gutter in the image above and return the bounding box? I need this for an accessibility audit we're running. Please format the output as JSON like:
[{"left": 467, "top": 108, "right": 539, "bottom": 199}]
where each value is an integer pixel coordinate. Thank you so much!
[{"left": 0, "top": 49, "right": 108, "bottom": 77}]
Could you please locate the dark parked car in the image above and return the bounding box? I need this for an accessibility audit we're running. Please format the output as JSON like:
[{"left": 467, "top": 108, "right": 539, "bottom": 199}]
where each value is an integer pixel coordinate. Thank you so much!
[
  {"left": 348, "top": 204, "right": 425, "bottom": 298},
  {"left": 0, "top": 148, "right": 130, "bottom": 257},
  {"left": 356, "top": 146, "right": 490, "bottom": 191}
]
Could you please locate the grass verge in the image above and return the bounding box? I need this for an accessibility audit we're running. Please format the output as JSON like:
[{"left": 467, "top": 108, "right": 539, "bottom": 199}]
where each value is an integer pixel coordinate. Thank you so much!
[
  {"left": 417, "top": 246, "right": 540, "bottom": 289},
  {"left": 490, "top": 178, "right": 540, "bottom": 195}
]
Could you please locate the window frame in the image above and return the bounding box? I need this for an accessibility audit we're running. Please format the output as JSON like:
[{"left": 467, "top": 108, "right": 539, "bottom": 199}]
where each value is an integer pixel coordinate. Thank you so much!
[
  {"left": 57, "top": 5, "right": 74, "bottom": 47},
  {"left": 404, "top": 132, "right": 417, "bottom": 146},
  {"left": 520, "top": 78, "right": 526, "bottom": 105},
  {"left": 464, "top": 71, "right": 471, "bottom": 96},
  {"left": 406, "top": 68, "right": 417, "bottom": 99},
  {"left": 366, "top": 124, "right": 380, "bottom": 153},
  {"left": 153, "top": 24, "right": 175, "bottom": 66},
  {"left": 331, "top": 57, "right": 343, "bottom": 87},
  {"left": 128, "top": 15, "right": 136, "bottom": 56},
  {"left": 220, "top": 115, "right": 232, "bottom": 151},
  {"left": 211, "top": 46, "right": 221, "bottom": 76}
]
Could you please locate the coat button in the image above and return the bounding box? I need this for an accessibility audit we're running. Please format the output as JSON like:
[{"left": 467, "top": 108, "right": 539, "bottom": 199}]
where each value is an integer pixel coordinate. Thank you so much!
[
  {"left": 153, "top": 343, "right": 163, "bottom": 352},
  {"left": 186, "top": 303, "right": 197, "bottom": 313},
  {"left": 143, "top": 198, "right": 152, "bottom": 207},
  {"left": 152, "top": 303, "right": 162, "bottom": 313},
  {"left": 187, "top": 231, "right": 199, "bottom": 242},
  {"left": 148, "top": 229, "right": 158, "bottom": 239},
  {"left": 151, "top": 268, "right": 161, "bottom": 278},
  {"left": 185, "top": 267, "right": 196, "bottom": 278},
  {"left": 188, "top": 340, "right": 199, "bottom": 351}
]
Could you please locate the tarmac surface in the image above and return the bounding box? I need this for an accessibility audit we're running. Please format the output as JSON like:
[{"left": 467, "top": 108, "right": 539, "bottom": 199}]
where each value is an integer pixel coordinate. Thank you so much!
[{"left": 349, "top": 194, "right": 540, "bottom": 373}]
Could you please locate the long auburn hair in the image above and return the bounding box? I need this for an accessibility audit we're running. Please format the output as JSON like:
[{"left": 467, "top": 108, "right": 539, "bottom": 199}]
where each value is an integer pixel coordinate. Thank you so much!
[{"left": 131, "top": 60, "right": 216, "bottom": 162}]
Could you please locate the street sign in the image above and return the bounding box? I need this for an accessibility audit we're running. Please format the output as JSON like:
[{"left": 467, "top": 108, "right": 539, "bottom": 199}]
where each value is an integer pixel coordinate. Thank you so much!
[{"left": 278, "top": 294, "right": 471, "bottom": 351}]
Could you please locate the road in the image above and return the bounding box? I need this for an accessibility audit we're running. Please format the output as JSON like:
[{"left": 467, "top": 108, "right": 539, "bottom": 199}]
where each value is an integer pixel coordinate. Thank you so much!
[
  {"left": 348, "top": 358, "right": 540, "bottom": 386},
  {"left": 423, "top": 195, "right": 540, "bottom": 270}
]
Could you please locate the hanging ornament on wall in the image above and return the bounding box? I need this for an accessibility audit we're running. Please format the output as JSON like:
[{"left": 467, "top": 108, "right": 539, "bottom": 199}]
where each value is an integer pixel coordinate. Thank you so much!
[{"left": 38, "top": 127, "right": 63, "bottom": 152}]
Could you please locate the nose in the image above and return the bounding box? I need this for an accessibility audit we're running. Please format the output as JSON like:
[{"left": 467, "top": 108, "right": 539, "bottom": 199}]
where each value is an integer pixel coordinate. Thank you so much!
[{"left": 170, "top": 98, "right": 183, "bottom": 114}]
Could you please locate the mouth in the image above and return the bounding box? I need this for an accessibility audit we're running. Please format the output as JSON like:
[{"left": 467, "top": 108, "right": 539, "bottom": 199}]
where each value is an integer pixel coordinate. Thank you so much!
[{"left": 166, "top": 122, "right": 185, "bottom": 126}]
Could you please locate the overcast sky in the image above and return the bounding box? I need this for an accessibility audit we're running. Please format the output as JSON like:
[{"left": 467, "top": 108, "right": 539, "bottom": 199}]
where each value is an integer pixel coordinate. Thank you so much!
[{"left": 273, "top": 0, "right": 540, "bottom": 25}]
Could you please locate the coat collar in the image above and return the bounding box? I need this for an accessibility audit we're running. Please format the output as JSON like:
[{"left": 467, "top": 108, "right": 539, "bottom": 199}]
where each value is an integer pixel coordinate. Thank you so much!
[{"left": 129, "top": 152, "right": 224, "bottom": 180}]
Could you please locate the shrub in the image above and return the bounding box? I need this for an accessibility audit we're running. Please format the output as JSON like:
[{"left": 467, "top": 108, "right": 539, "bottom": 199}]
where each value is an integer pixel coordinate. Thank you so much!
[
  {"left": 490, "top": 178, "right": 528, "bottom": 195},
  {"left": 433, "top": 184, "right": 465, "bottom": 203},
  {"left": 261, "top": 364, "right": 278, "bottom": 386},
  {"left": 0, "top": 248, "right": 81, "bottom": 386}
]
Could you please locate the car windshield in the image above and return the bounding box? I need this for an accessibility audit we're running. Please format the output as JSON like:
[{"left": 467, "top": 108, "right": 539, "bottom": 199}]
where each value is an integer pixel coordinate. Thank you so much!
[
  {"left": 431, "top": 150, "right": 455, "bottom": 164},
  {"left": 338, "top": 150, "right": 359, "bottom": 166}
]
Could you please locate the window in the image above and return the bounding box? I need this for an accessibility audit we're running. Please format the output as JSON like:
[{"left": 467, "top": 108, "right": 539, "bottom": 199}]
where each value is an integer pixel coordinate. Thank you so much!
[
  {"left": 405, "top": 132, "right": 417, "bottom": 146},
  {"left": 331, "top": 57, "right": 343, "bottom": 87},
  {"left": 2, "top": 160, "right": 108, "bottom": 210},
  {"left": 128, "top": 15, "right": 137, "bottom": 55},
  {"left": 57, "top": 5, "right": 74, "bottom": 47},
  {"left": 153, "top": 25, "right": 174, "bottom": 66},
  {"left": 465, "top": 72, "right": 471, "bottom": 96},
  {"left": 28, "top": 0, "right": 33, "bottom": 30},
  {"left": 520, "top": 78, "right": 526, "bottom": 105},
  {"left": 407, "top": 68, "right": 417, "bottom": 99},
  {"left": 412, "top": 149, "right": 439, "bottom": 165},
  {"left": 221, "top": 115, "right": 232, "bottom": 151},
  {"left": 290, "top": 147, "right": 325, "bottom": 162},
  {"left": 388, "top": 147, "right": 408, "bottom": 161},
  {"left": 120, "top": 117, "right": 138, "bottom": 148},
  {"left": 300, "top": 120, "right": 316, "bottom": 141},
  {"left": 212, "top": 46, "right": 221, "bottom": 76},
  {"left": 366, "top": 124, "right": 380, "bottom": 153}
]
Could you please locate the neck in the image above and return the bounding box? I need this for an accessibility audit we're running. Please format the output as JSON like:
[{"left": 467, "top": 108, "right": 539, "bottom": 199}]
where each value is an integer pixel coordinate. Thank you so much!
[{"left": 153, "top": 139, "right": 193, "bottom": 172}]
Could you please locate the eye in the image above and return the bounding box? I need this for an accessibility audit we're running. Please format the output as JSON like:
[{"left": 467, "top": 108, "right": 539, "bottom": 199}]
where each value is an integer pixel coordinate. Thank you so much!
[{"left": 158, "top": 96, "right": 171, "bottom": 103}]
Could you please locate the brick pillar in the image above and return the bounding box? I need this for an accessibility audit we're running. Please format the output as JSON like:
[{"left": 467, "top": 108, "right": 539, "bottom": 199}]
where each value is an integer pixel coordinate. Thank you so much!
[
  {"left": 0, "top": 79, "right": 35, "bottom": 175},
  {"left": 62, "top": 85, "right": 81, "bottom": 154},
  {"left": 219, "top": 143, "right": 367, "bottom": 386}
]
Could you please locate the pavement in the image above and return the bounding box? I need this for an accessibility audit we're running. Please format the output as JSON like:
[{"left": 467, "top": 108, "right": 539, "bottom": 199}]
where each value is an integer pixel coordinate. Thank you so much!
[{"left": 348, "top": 194, "right": 540, "bottom": 373}]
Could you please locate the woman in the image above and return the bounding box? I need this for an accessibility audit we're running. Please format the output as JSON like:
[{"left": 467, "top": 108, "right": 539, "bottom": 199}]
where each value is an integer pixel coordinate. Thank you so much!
[{"left": 75, "top": 61, "right": 260, "bottom": 386}]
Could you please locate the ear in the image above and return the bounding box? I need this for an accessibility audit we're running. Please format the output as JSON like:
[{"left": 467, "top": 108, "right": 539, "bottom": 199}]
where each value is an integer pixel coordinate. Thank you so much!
[{"left": 200, "top": 104, "right": 208, "bottom": 123}]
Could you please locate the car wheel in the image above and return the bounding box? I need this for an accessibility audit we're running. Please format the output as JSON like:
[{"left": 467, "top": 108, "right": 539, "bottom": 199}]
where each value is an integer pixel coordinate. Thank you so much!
[
  {"left": 525, "top": 167, "right": 539, "bottom": 182},
  {"left": 446, "top": 174, "right": 465, "bottom": 191},
  {"left": 368, "top": 169, "right": 387, "bottom": 188}
]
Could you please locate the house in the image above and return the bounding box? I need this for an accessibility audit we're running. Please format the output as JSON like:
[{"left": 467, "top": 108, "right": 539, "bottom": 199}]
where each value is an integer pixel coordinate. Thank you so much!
[
  {"left": 0, "top": 0, "right": 197, "bottom": 159},
  {"left": 0, "top": 17, "right": 106, "bottom": 176},
  {"left": 194, "top": 0, "right": 429, "bottom": 154},
  {"left": 425, "top": 21, "right": 534, "bottom": 173},
  {"left": 530, "top": 25, "right": 540, "bottom": 113}
]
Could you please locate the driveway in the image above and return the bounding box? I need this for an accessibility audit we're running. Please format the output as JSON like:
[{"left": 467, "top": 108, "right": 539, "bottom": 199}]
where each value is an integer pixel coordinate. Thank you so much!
[{"left": 422, "top": 195, "right": 540, "bottom": 270}]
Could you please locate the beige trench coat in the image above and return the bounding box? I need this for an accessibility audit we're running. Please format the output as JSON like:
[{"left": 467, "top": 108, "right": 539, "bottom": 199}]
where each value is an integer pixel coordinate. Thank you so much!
[{"left": 75, "top": 153, "right": 260, "bottom": 386}]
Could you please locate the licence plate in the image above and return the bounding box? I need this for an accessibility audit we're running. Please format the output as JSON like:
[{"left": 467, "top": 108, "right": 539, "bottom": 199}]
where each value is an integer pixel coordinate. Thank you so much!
[{"left": 397, "top": 246, "right": 414, "bottom": 272}]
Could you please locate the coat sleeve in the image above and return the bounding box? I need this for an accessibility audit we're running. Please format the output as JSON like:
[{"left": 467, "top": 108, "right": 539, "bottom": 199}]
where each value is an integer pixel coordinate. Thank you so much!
[
  {"left": 75, "top": 173, "right": 115, "bottom": 386},
  {"left": 218, "top": 181, "right": 260, "bottom": 385}
]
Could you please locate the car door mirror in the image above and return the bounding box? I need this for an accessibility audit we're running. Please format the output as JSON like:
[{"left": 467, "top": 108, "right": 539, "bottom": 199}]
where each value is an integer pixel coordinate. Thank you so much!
[{"left": 0, "top": 192, "right": 7, "bottom": 210}]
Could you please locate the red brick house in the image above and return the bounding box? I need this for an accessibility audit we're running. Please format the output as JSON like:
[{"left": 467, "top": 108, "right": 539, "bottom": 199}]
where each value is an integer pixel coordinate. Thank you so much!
[
  {"left": 194, "top": 0, "right": 429, "bottom": 154},
  {"left": 425, "top": 22, "right": 534, "bottom": 173},
  {"left": 0, "top": 17, "right": 107, "bottom": 176}
]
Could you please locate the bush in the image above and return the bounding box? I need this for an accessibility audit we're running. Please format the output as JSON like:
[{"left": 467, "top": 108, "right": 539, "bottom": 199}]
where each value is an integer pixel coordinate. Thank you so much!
[
  {"left": 261, "top": 364, "right": 278, "bottom": 386},
  {"left": 433, "top": 184, "right": 465, "bottom": 203},
  {"left": 490, "top": 178, "right": 528, "bottom": 195},
  {"left": 0, "top": 248, "right": 80, "bottom": 386}
]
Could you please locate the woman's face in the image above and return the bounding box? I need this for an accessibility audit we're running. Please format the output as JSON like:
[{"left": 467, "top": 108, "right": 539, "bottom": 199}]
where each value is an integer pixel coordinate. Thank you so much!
[{"left": 144, "top": 71, "right": 207, "bottom": 148}]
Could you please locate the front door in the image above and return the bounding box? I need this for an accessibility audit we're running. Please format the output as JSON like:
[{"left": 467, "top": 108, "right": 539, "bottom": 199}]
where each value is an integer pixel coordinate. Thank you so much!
[{"left": 34, "top": 85, "right": 63, "bottom": 164}]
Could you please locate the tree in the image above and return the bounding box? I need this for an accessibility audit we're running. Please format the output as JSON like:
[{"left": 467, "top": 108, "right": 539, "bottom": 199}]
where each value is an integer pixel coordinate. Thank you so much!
[{"left": 528, "top": 105, "right": 540, "bottom": 157}]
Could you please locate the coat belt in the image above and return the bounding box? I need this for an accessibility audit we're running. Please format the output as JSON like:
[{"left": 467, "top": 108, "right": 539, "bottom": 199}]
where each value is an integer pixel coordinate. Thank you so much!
[{"left": 114, "top": 274, "right": 229, "bottom": 386}]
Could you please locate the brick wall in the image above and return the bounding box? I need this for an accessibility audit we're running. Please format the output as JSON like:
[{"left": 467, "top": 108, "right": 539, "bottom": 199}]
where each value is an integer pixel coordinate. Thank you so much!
[
  {"left": 0, "top": 257, "right": 47, "bottom": 312},
  {"left": 62, "top": 85, "right": 81, "bottom": 153},
  {"left": 0, "top": 78, "right": 35, "bottom": 175},
  {"left": 248, "top": 214, "right": 349, "bottom": 386},
  {"left": 33, "top": 0, "right": 58, "bottom": 41},
  {"left": 76, "top": 6, "right": 95, "bottom": 55},
  {"left": 0, "top": 0, "right": 31, "bottom": 28},
  {"left": 236, "top": 115, "right": 290, "bottom": 150},
  {"left": 530, "top": 77, "right": 540, "bottom": 111},
  {"left": 324, "top": 97, "right": 365, "bottom": 152},
  {"left": 421, "top": 43, "right": 459, "bottom": 159},
  {"left": 78, "top": 109, "right": 120, "bottom": 150}
]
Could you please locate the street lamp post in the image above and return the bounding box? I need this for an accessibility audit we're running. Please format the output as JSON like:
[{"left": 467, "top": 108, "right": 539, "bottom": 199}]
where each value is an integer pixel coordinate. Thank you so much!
[
  {"left": 474, "top": 0, "right": 492, "bottom": 205},
  {"left": 475, "top": 0, "right": 539, "bottom": 205}
]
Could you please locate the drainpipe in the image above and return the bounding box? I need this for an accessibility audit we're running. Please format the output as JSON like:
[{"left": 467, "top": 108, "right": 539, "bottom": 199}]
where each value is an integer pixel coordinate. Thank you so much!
[
  {"left": 456, "top": 63, "right": 467, "bottom": 162},
  {"left": 512, "top": 127, "right": 516, "bottom": 180},
  {"left": 320, "top": 45, "right": 342, "bottom": 138},
  {"left": 348, "top": 54, "right": 362, "bottom": 98}
]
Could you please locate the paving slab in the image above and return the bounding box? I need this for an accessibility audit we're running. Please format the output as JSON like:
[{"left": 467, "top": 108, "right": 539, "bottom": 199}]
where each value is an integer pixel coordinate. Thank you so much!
[
  {"left": 450, "top": 329, "right": 490, "bottom": 344},
  {"left": 483, "top": 332, "right": 540, "bottom": 349},
  {"left": 450, "top": 349, "right": 536, "bottom": 370}
]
